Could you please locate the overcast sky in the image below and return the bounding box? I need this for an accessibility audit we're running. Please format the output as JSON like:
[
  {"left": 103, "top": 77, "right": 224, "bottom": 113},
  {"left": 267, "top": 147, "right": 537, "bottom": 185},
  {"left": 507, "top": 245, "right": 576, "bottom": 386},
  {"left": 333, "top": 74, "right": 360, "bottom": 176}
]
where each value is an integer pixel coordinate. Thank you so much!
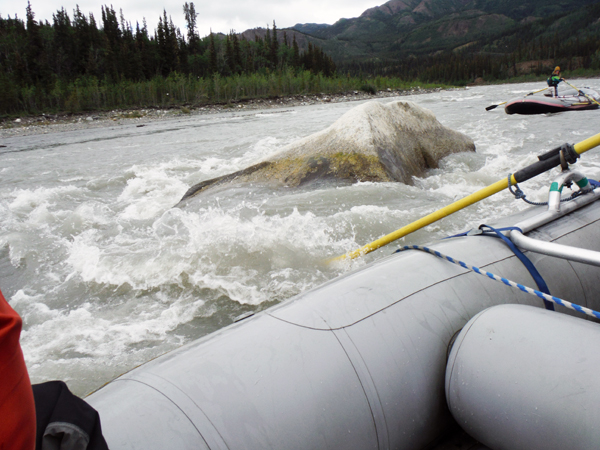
[{"left": 7, "top": 0, "right": 381, "bottom": 38}]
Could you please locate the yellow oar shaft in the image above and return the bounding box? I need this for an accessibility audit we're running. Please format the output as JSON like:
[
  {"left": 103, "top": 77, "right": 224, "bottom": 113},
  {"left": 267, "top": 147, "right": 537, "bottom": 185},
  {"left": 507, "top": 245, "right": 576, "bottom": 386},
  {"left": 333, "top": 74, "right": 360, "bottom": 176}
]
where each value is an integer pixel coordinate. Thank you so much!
[
  {"left": 486, "top": 87, "right": 549, "bottom": 110},
  {"left": 333, "top": 176, "right": 516, "bottom": 261},
  {"left": 563, "top": 80, "right": 600, "bottom": 106},
  {"left": 575, "top": 132, "right": 600, "bottom": 155},
  {"left": 332, "top": 131, "right": 600, "bottom": 263}
]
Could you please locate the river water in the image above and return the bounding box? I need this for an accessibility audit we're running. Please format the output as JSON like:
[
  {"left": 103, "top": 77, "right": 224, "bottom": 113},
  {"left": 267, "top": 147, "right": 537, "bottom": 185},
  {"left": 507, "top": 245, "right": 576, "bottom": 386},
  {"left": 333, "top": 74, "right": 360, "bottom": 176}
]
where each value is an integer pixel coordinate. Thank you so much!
[{"left": 2, "top": 79, "right": 600, "bottom": 396}]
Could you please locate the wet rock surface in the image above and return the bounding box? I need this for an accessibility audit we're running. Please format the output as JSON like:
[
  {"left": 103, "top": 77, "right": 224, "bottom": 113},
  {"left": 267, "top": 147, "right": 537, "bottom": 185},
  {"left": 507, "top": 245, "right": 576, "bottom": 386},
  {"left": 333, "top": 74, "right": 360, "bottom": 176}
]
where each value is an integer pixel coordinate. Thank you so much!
[{"left": 179, "top": 100, "right": 475, "bottom": 203}]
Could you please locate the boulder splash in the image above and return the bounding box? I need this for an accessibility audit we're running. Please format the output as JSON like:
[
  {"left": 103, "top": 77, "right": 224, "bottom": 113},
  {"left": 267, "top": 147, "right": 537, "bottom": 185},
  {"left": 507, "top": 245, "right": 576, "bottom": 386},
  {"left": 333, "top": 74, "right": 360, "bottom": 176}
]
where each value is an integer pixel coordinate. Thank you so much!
[{"left": 179, "top": 100, "right": 475, "bottom": 203}]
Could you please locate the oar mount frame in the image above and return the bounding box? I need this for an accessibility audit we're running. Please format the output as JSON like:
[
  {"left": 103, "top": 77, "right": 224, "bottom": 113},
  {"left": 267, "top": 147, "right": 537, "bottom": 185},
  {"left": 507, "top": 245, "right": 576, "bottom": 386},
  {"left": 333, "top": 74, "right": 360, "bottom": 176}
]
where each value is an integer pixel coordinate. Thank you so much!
[
  {"left": 514, "top": 143, "right": 578, "bottom": 184},
  {"left": 538, "top": 142, "right": 578, "bottom": 164}
]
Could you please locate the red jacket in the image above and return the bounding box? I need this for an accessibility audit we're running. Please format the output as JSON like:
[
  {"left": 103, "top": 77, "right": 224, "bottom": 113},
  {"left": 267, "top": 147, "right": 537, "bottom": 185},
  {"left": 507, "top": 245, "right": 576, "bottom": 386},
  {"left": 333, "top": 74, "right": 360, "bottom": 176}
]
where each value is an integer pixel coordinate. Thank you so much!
[{"left": 0, "top": 289, "right": 36, "bottom": 450}]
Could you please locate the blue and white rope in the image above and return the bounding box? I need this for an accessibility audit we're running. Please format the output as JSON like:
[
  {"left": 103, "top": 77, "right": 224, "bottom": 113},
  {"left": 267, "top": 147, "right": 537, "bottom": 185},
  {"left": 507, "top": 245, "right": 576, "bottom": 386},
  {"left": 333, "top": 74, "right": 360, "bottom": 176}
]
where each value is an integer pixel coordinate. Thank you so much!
[{"left": 397, "top": 245, "right": 600, "bottom": 320}]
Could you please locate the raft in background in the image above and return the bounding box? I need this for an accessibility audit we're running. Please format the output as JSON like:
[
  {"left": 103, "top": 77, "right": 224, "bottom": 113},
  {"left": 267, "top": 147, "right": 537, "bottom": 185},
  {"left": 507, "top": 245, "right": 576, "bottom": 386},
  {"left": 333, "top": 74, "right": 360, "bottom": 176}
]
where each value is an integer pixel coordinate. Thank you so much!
[
  {"left": 87, "top": 174, "right": 600, "bottom": 449},
  {"left": 504, "top": 87, "right": 600, "bottom": 115}
]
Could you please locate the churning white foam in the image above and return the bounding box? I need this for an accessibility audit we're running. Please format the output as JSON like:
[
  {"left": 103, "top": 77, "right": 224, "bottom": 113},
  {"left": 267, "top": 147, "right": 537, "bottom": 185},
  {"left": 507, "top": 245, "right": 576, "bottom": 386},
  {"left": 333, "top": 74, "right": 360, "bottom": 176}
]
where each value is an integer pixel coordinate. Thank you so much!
[{"left": 6, "top": 81, "right": 600, "bottom": 396}]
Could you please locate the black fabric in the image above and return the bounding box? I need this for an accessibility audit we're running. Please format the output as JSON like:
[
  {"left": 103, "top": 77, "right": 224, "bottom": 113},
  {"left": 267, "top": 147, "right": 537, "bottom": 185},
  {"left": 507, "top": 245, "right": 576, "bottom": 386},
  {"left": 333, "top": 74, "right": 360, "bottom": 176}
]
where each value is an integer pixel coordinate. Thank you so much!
[
  {"left": 547, "top": 76, "right": 561, "bottom": 87},
  {"left": 32, "top": 381, "right": 109, "bottom": 450}
]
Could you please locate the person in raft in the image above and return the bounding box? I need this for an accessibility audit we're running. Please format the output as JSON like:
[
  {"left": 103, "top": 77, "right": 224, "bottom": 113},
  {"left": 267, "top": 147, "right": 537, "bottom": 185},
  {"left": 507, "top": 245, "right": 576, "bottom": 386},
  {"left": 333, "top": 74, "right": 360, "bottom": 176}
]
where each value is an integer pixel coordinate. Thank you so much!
[
  {"left": 1, "top": 288, "right": 109, "bottom": 450},
  {"left": 0, "top": 288, "right": 36, "bottom": 450},
  {"left": 547, "top": 66, "right": 564, "bottom": 97}
]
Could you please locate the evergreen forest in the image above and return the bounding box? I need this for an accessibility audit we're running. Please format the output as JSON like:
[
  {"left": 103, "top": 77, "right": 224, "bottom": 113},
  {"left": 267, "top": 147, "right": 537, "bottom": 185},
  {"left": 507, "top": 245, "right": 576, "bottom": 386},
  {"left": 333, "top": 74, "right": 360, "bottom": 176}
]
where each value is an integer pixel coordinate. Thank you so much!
[
  {"left": 0, "top": 2, "right": 397, "bottom": 116},
  {"left": 2, "top": 0, "right": 600, "bottom": 117}
]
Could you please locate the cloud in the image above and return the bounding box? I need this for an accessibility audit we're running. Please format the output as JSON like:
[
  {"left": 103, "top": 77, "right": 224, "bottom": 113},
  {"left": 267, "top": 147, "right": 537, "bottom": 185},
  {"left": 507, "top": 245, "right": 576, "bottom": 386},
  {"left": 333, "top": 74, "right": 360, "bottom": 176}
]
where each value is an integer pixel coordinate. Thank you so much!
[{"left": 9, "top": 0, "right": 378, "bottom": 37}]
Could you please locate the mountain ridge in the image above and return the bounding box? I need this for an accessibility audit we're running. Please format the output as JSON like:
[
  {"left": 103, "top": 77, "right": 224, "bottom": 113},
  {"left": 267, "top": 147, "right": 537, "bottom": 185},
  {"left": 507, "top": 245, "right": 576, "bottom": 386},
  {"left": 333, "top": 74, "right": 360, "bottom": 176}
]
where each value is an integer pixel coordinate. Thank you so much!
[{"left": 286, "top": 0, "right": 599, "bottom": 67}]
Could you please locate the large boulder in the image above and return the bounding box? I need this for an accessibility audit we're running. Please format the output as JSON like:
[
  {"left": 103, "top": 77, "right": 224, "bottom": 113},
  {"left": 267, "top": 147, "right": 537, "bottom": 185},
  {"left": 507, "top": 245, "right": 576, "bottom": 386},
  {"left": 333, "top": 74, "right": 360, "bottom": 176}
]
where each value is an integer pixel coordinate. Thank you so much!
[{"left": 179, "top": 100, "right": 475, "bottom": 203}]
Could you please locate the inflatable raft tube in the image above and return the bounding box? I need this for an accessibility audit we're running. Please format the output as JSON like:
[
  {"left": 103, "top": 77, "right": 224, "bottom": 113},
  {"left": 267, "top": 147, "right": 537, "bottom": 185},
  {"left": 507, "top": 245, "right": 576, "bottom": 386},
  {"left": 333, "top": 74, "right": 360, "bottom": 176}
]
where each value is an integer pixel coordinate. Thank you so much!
[
  {"left": 446, "top": 304, "right": 600, "bottom": 450},
  {"left": 505, "top": 96, "right": 598, "bottom": 115},
  {"left": 504, "top": 88, "right": 600, "bottom": 115},
  {"left": 87, "top": 198, "right": 600, "bottom": 450}
]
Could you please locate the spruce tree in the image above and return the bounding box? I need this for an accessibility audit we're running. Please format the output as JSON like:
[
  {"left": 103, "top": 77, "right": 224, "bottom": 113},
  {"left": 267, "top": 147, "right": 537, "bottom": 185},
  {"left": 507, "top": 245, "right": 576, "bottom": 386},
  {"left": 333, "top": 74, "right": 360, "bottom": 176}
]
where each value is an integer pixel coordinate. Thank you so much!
[
  {"left": 101, "top": 5, "right": 122, "bottom": 81},
  {"left": 208, "top": 31, "right": 217, "bottom": 74},
  {"left": 167, "top": 16, "right": 180, "bottom": 72},
  {"left": 183, "top": 2, "right": 198, "bottom": 52},
  {"left": 52, "top": 8, "right": 75, "bottom": 79},
  {"left": 232, "top": 32, "right": 242, "bottom": 74},
  {"left": 271, "top": 20, "right": 278, "bottom": 67},
  {"left": 224, "top": 33, "right": 234, "bottom": 76},
  {"left": 292, "top": 35, "right": 300, "bottom": 69},
  {"left": 25, "top": 1, "right": 48, "bottom": 85}
]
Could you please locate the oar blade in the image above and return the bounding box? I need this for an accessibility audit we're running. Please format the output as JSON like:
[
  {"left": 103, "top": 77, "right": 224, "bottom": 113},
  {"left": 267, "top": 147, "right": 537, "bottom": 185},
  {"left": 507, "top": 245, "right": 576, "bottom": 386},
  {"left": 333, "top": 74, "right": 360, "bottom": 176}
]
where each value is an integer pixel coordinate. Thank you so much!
[{"left": 485, "top": 104, "right": 499, "bottom": 111}]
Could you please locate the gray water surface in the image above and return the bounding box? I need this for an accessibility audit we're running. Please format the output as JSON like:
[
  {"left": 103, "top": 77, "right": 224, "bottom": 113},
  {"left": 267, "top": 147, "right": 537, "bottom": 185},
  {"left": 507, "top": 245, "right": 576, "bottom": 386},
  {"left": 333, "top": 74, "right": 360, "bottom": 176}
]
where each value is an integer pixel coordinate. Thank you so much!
[{"left": 2, "top": 79, "right": 600, "bottom": 395}]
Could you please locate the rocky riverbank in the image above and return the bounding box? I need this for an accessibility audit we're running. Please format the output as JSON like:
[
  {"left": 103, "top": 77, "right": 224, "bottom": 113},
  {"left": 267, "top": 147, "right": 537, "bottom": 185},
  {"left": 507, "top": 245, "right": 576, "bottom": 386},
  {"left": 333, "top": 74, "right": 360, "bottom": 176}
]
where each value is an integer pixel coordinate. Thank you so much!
[{"left": 0, "top": 87, "right": 453, "bottom": 138}]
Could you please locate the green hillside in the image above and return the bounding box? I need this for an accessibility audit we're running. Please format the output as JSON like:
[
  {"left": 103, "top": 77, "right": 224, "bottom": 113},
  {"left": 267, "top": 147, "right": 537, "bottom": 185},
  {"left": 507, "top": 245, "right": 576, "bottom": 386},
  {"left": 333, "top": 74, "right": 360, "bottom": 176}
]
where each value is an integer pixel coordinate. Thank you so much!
[
  {"left": 2, "top": 0, "right": 599, "bottom": 115},
  {"left": 291, "top": 0, "right": 600, "bottom": 82}
]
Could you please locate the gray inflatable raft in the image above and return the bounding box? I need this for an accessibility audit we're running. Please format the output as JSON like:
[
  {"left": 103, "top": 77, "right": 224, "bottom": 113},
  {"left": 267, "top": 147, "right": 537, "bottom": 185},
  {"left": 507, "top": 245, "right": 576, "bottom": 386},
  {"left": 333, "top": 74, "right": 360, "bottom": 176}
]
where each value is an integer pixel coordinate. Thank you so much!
[
  {"left": 87, "top": 172, "right": 600, "bottom": 450},
  {"left": 504, "top": 87, "right": 600, "bottom": 115},
  {"left": 447, "top": 303, "right": 600, "bottom": 450}
]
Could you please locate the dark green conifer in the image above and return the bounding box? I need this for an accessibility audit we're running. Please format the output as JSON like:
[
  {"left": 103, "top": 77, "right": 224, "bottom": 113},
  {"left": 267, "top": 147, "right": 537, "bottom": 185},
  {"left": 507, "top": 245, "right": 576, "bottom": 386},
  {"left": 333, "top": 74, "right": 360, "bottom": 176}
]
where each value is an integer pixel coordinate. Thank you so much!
[
  {"left": 292, "top": 35, "right": 300, "bottom": 68},
  {"left": 208, "top": 31, "right": 217, "bottom": 74},
  {"left": 25, "top": 1, "right": 48, "bottom": 85},
  {"left": 271, "top": 20, "right": 278, "bottom": 67},
  {"left": 183, "top": 2, "right": 198, "bottom": 49}
]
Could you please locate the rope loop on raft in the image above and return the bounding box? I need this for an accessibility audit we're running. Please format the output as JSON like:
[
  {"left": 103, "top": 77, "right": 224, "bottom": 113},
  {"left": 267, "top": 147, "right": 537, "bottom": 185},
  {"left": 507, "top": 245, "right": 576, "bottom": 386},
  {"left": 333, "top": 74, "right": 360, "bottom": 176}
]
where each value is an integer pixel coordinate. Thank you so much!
[
  {"left": 507, "top": 172, "right": 591, "bottom": 206},
  {"left": 478, "top": 224, "right": 553, "bottom": 310},
  {"left": 443, "top": 225, "right": 554, "bottom": 310},
  {"left": 395, "top": 244, "right": 600, "bottom": 320},
  {"left": 507, "top": 173, "right": 548, "bottom": 206}
]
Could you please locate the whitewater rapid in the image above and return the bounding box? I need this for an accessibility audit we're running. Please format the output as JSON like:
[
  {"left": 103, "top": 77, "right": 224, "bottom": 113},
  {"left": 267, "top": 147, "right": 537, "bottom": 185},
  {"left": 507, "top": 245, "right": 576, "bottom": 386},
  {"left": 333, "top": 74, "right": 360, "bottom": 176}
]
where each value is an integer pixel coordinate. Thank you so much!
[{"left": 2, "top": 79, "right": 600, "bottom": 395}]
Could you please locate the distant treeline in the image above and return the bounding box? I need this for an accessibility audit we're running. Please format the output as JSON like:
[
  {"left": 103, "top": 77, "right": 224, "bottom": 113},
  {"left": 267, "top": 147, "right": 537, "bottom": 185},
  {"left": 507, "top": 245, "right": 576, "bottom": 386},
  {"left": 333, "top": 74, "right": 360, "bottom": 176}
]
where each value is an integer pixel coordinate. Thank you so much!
[
  {"left": 0, "top": 2, "right": 341, "bottom": 115},
  {"left": 341, "top": 3, "right": 600, "bottom": 85}
]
